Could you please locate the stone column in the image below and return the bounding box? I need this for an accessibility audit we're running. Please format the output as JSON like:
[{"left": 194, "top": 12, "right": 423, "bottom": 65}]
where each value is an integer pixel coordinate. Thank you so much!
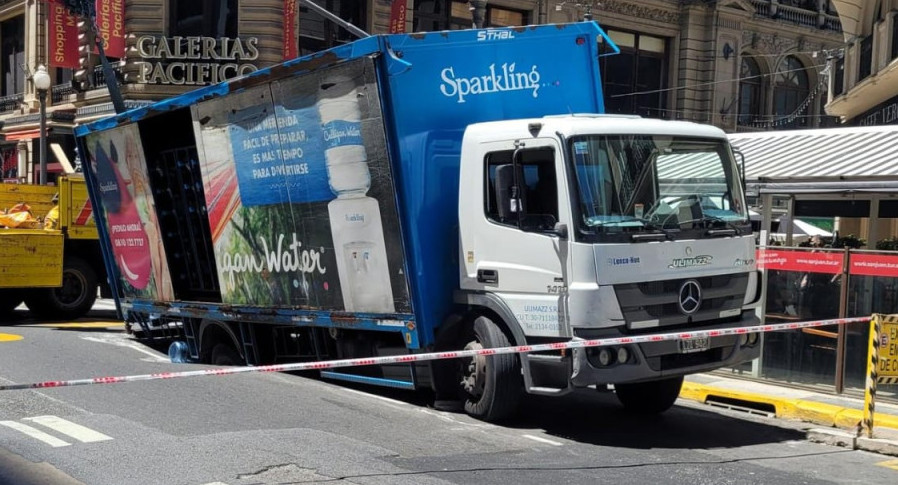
[{"left": 470, "top": 0, "right": 488, "bottom": 28}]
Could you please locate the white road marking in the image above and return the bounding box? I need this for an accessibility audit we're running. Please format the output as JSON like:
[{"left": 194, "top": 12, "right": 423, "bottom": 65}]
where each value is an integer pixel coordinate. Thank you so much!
[
  {"left": 81, "top": 334, "right": 169, "bottom": 363},
  {"left": 24, "top": 416, "right": 112, "bottom": 443},
  {"left": 522, "top": 434, "right": 563, "bottom": 446},
  {"left": 417, "top": 408, "right": 493, "bottom": 429},
  {"left": 339, "top": 387, "right": 413, "bottom": 410},
  {"left": 0, "top": 420, "right": 70, "bottom": 448}
]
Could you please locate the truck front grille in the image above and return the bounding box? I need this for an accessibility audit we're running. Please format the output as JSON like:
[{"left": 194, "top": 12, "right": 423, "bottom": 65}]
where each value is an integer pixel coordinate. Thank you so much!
[{"left": 614, "top": 274, "right": 748, "bottom": 330}]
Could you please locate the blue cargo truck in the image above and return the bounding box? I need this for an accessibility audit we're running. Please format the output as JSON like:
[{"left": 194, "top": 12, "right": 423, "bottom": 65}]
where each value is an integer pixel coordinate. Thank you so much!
[{"left": 76, "top": 22, "right": 761, "bottom": 421}]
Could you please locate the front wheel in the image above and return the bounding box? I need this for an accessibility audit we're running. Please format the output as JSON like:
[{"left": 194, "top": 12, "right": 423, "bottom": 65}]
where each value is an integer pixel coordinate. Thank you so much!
[
  {"left": 457, "top": 316, "right": 521, "bottom": 422},
  {"left": 615, "top": 376, "right": 684, "bottom": 414}
]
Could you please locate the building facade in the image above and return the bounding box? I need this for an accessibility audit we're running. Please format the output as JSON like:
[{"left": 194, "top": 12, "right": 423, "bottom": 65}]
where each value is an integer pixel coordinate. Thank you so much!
[
  {"left": 825, "top": 1, "right": 898, "bottom": 126},
  {"left": 0, "top": 0, "right": 847, "bottom": 184}
]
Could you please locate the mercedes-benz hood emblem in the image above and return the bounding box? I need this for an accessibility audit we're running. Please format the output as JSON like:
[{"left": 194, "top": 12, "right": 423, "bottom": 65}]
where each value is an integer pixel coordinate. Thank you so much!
[{"left": 678, "top": 279, "right": 702, "bottom": 315}]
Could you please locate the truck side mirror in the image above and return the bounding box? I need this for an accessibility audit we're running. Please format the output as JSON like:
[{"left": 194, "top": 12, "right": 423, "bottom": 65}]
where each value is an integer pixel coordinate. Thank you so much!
[{"left": 552, "top": 222, "right": 568, "bottom": 240}]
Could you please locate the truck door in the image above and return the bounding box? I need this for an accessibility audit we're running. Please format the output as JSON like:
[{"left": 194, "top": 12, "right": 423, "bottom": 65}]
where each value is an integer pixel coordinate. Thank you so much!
[{"left": 467, "top": 139, "right": 572, "bottom": 338}]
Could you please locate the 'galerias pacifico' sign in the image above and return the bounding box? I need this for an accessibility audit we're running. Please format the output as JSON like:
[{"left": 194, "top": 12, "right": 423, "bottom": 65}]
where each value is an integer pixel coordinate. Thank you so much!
[{"left": 133, "top": 35, "right": 260, "bottom": 85}]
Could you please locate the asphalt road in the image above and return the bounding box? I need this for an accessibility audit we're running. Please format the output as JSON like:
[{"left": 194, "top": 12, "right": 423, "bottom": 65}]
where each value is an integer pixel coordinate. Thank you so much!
[{"left": 1, "top": 302, "right": 897, "bottom": 485}]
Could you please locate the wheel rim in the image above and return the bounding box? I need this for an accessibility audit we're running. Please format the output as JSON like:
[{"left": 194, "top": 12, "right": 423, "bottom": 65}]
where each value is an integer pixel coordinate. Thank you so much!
[
  {"left": 53, "top": 269, "right": 88, "bottom": 309},
  {"left": 460, "top": 339, "right": 486, "bottom": 400}
]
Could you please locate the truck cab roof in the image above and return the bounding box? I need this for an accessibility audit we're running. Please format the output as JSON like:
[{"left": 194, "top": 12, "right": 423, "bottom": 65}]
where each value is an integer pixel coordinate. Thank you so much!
[{"left": 464, "top": 114, "right": 729, "bottom": 143}]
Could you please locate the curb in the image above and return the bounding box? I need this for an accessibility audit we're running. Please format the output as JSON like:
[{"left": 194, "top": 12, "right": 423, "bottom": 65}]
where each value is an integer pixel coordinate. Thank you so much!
[
  {"left": 806, "top": 429, "right": 898, "bottom": 457},
  {"left": 680, "top": 382, "right": 898, "bottom": 432}
]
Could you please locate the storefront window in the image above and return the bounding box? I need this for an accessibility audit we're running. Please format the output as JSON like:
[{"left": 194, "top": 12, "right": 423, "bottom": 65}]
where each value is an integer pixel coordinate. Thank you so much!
[
  {"left": 757, "top": 242, "right": 898, "bottom": 399},
  {"left": 762, "top": 244, "right": 842, "bottom": 388},
  {"left": 170, "top": 0, "right": 238, "bottom": 38},
  {"left": 1, "top": 148, "right": 17, "bottom": 181},
  {"left": 844, "top": 267, "right": 898, "bottom": 398}
]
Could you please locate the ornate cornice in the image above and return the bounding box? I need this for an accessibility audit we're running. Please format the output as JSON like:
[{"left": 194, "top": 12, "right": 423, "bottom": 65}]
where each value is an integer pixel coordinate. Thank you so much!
[
  {"left": 742, "top": 31, "right": 821, "bottom": 55},
  {"left": 597, "top": 0, "right": 680, "bottom": 24}
]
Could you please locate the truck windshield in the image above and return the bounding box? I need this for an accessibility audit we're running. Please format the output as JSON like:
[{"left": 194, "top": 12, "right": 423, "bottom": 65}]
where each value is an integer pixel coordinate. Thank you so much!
[{"left": 569, "top": 135, "right": 749, "bottom": 239}]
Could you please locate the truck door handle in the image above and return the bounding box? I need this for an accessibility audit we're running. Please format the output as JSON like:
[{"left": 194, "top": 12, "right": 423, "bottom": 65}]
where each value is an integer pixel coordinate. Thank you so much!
[{"left": 477, "top": 269, "right": 499, "bottom": 284}]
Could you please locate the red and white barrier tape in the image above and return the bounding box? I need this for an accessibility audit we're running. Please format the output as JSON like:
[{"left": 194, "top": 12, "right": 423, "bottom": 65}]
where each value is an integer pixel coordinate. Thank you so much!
[{"left": 0, "top": 316, "right": 870, "bottom": 391}]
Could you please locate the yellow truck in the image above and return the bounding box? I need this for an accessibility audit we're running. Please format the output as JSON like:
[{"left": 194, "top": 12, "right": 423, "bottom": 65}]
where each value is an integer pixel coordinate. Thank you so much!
[{"left": 0, "top": 176, "right": 106, "bottom": 319}]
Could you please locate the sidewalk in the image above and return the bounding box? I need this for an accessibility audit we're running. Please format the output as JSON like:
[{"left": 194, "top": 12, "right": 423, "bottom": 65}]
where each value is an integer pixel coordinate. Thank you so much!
[{"left": 682, "top": 372, "right": 898, "bottom": 456}]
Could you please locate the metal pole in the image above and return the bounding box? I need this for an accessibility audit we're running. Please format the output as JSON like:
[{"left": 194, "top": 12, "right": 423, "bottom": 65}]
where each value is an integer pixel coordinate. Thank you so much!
[
  {"left": 298, "top": 0, "right": 370, "bottom": 38},
  {"left": 91, "top": 22, "right": 126, "bottom": 114},
  {"left": 834, "top": 247, "right": 850, "bottom": 393},
  {"left": 38, "top": 89, "right": 48, "bottom": 185}
]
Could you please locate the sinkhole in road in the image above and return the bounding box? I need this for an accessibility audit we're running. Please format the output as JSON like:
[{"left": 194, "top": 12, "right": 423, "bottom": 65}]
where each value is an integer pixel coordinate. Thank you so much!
[{"left": 704, "top": 395, "right": 777, "bottom": 417}]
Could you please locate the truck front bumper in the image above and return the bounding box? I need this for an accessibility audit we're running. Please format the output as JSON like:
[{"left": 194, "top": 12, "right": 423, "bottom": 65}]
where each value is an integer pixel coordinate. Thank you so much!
[{"left": 569, "top": 311, "right": 761, "bottom": 386}]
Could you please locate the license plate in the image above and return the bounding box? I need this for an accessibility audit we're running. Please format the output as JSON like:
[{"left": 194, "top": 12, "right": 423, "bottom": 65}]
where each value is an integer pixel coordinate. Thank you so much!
[{"left": 678, "top": 336, "right": 710, "bottom": 354}]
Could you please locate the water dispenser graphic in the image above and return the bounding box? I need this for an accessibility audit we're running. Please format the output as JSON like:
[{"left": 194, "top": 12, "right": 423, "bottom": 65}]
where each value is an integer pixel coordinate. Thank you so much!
[{"left": 319, "top": 74, "right": 395, "bottom": 313}]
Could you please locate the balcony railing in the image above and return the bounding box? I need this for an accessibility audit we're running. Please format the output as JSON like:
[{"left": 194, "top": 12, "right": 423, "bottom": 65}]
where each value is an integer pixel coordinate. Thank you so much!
[
  {"left": 91, "top": 64, "right": 124, "bottom": 89},
  {"left": 751, "top": 1, "right": 842, "bottom": 33},
  {"left": 0, "top": 92, "right": 23, "bottom": 114},
  {"left": 51, "top": 83, "right": 74, "bottom": 104}
]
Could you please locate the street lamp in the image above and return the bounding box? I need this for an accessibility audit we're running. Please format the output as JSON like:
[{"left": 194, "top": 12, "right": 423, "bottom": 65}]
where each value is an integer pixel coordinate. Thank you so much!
[{"left": 33, "top": 65, "right": 51, "bottom": 185}]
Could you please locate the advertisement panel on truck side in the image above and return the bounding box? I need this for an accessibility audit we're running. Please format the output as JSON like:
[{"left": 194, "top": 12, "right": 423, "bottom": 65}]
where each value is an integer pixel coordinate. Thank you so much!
[{"left": 81, "top": 58, "right": 412, "bottom": 313}]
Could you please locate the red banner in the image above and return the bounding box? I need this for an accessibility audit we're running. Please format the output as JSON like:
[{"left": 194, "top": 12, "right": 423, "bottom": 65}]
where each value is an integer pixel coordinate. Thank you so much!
[
  {"left": 389, "top": 0, "right": 407, "bottom": 34},
  {"left": 94, "top": 0, "right": 125, "bottom": 58},
  {"left": 48, "top": 0, "right": 80, "bottom": 69},
  {"left": 758, "top": 249, "right": 898, "bottom": 278},
  {"left": 284, "top": 0, "right": 298, "bottom": 60},
  {"left": 756, "top": 249, "right": 842, "bottom": 274},
  {"left": 849, "top": 253, "right": 898, "bottom": 277}
]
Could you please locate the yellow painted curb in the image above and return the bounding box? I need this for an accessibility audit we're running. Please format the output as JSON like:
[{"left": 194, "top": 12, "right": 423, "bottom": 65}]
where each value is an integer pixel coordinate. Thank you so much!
[
  {"left": 680, "top": 382, "right": 898, "bottom": 431},
  {"left": 0, "top": 333, "right": 24, "bottom": 342}
]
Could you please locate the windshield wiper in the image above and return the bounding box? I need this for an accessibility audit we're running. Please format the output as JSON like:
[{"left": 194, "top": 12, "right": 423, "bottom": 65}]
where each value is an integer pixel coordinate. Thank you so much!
[
  {"left": 631, "top": 218, "right": 674, "bottom": 241},
  {"left": 687, "top": 215, "right": 743, "bottom": 237}
]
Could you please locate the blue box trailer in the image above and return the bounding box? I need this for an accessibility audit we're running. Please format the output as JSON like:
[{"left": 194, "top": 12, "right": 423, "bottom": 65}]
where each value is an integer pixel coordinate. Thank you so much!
[{"left": 77, "top": 21, "right": 761, "bottom": 421}]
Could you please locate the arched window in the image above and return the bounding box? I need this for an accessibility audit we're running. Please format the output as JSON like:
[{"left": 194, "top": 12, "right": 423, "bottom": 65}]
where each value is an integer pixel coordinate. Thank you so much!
[
  {"left": 738, "top": 56, "right": 761, "bottom": 125},
  {"left": 774, "top": 56, "right": 809, "bottom": 129}
]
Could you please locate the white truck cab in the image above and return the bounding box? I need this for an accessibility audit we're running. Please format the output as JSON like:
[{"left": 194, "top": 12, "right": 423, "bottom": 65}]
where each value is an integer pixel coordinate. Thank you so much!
[{"left": 455, "top": 114, "right": 761, "bottom": 411}]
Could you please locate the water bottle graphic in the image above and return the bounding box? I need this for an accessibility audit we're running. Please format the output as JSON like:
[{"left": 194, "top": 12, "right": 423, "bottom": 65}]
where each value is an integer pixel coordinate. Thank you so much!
[{"left": 319, "top": 74, "right": 395, "bottom": 313}]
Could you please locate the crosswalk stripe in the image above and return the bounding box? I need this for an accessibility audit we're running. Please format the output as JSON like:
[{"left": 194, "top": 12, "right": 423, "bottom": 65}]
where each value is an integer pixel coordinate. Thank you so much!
[
  {"left": 23, "top": 416, "right": 112, "bottom": 443},
  {"left": 0, "top": 420, "right": 71, "bottom": 448}
]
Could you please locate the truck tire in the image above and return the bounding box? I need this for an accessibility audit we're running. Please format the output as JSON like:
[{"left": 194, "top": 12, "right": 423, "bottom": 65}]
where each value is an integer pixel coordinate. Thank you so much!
[
  {"left": 211, "top": 343, "right": 243, "bottom": 366},
  {"left": 459, "top": 316, "right": 521, "bottom": 422},
  {"left": 615, "top": 376, "right": 684, "bottom": 414},
  {"left": 25, "top": 257, "right": 98, "bottom": 320},
  {"left": 0, "top": 289, "right": 23, "bottom": 317}
]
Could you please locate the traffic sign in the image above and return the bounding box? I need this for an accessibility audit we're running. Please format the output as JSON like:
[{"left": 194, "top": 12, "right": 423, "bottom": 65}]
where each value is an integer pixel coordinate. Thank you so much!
[{"left": 879, "top": 316, "right": 898, "bottom": 383}]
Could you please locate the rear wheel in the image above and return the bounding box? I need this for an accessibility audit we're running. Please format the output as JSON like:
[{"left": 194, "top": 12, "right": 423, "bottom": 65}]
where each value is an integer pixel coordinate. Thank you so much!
[
  {"left": 457, "top": 316, "right": 521, "bottom": 422},
  {"left": 615, "top": 376, "right": 684, "bottom": 414},
  {"left": 24, "top": 257, "right": 97, "bottom": 320},
  {"left": 211, "top": 342, "right": 243, "bottom": 366}
]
